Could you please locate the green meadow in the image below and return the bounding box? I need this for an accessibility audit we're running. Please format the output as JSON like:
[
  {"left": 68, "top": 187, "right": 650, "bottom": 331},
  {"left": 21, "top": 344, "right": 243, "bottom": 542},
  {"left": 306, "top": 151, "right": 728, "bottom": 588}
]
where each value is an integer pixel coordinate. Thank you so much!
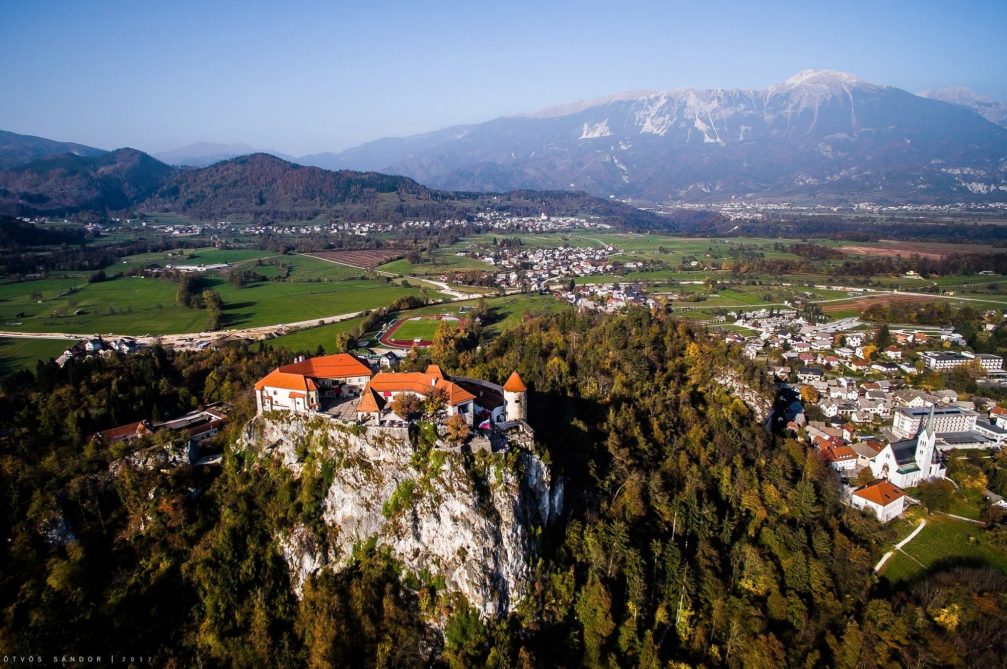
[
  {"left": 0, "top": 274, "right": 431, "bottom": 336},
  {"left": 881, "top": 516, "right": 1007, "bottom": 584},
  {"left": 0, "top": 337, "right": 74, "bottom": 376}
]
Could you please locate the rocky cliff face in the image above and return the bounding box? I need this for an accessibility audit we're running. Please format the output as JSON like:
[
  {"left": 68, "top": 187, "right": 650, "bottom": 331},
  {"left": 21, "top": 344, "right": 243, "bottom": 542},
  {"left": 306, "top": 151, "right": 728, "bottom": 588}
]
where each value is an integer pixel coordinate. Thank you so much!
[
  {"left": 241, "top": 413, "right": 561, "bottom": 618},
  {"left": 713, "top": 370, "right": 774, "bottom": 425}
]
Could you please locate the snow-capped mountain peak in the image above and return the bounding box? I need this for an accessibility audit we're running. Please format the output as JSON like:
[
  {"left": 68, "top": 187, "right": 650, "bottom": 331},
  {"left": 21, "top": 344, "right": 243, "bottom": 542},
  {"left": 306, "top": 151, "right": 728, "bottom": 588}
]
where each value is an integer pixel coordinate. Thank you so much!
[
  {"left": 299, "top": 70, "right": 1007, "bottom": 205},
  {"left": 921, "top": 86, "right": 1007, "bottom": 128},
  {"left": 781, "top": 69, "right": 867, "bottom": 87}
]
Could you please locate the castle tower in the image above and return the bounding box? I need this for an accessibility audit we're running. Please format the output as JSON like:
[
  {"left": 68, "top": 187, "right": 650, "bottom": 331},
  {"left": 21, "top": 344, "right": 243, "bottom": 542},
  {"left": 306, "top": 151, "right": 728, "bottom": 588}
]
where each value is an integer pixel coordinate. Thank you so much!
[{"left": 503, "top": 371, "right": 528, "bottom": 422}]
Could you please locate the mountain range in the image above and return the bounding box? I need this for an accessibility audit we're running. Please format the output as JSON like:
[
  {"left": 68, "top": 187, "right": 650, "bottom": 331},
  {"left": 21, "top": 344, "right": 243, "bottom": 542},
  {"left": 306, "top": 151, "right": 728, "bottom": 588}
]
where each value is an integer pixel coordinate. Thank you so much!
[
  {"left": 0, "top": 149, "right": 666, "bottom": 229},
  {"left": 153, "top": 142, "right": 296, "bottom": 167},
  {"left": 920, "top": 87, "right": 1007, "bottom": 129},
  {"left": 0, "top": 130, "right": 105, "bottom": 171},
  {"left": 2, "top": 70, "right": 1005, "bottom": 206},
  {"left": 296, "top": 70, "right": 1007, "bottom": 204}
]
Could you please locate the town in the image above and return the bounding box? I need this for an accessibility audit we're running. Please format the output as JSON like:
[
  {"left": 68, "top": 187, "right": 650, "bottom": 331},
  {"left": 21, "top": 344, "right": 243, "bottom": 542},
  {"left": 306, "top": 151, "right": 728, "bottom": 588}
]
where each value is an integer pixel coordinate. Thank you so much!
[{"left": 717, "top": 308, "right": 1007, "bottom": 524}]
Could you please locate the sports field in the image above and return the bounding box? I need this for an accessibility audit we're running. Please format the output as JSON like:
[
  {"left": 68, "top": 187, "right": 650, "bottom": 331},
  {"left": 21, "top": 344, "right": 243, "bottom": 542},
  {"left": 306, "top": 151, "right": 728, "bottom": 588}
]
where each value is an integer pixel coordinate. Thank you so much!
[{"left": 380, "top": 314, "right": 463, "bottom": 347}]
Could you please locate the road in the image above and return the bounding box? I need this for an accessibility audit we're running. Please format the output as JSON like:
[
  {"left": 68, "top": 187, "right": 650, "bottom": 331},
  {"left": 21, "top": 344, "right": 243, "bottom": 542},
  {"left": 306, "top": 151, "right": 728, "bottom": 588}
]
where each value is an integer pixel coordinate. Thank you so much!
[
  {"left": 0, "top": 309, "right": 368, "bottom": 349},
  {"left": 300, "top": 253, "right": 492, "bottom": 300},
  {"left": 0, "top": 255, "right": 507, "bottom": 349}
]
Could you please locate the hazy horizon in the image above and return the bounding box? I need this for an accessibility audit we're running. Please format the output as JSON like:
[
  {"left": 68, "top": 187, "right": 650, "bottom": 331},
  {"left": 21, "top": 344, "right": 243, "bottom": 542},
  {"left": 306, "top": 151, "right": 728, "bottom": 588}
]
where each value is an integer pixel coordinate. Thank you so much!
[{"left": 1, "top": 0, "right": 1005, "bottom": 157}]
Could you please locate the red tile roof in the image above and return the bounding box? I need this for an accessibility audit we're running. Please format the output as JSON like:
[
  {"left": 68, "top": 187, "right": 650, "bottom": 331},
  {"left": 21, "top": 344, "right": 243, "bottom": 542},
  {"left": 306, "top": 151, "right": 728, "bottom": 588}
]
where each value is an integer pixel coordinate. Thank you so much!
[
  {"left": 503, "top": 371, "right": 527, "bottom": 392},
  {"left": 365, "top": 372, "right": 476, "bottom": 407},
  {"left": 853, "top": 480, "right": 905, "bottom": 506},
  {"left": 357, "top": 387, "right": 386, "bottom": 414},
  {"left": 281, "top": 354, "right": 372, "bottom": 379},
  {"left": 91, "top": 420, "right": 150, "bottom": 443},
  {"left": 254, "top": 369, "right": 318, "bottom": 392}
]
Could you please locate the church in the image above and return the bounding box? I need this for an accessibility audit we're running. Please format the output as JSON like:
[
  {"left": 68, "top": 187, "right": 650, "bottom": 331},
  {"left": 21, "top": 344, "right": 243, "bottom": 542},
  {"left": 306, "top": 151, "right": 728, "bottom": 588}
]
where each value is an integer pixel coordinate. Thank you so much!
[{"left": 869, "top": 407, "right": 947, "bottom": 488}]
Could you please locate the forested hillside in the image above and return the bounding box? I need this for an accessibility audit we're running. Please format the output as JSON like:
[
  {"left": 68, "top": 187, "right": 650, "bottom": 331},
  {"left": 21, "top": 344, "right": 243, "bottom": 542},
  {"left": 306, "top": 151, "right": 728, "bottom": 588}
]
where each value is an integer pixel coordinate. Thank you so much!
[{"left": 1, "top": 310, "right": 1005, "bottom": 666}]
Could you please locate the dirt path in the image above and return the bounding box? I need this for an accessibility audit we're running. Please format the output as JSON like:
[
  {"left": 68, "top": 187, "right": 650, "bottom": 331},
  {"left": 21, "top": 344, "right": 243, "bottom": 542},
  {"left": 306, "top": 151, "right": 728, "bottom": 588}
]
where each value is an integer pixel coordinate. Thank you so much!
[
  {"left": 300, "top": 253, "right": 491, "bottom": 300},
  {"left": 875, "top": 518, "right": 928, "bottom": 573}
]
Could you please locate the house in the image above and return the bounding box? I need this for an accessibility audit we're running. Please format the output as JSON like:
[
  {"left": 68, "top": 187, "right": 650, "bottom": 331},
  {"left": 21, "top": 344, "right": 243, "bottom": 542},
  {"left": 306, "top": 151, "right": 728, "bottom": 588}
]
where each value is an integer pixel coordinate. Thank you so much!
[
  {"left": 869, "top": 409, "right": 946, "bottom": 488},
  {"left": 846, "top": 333, "right": 865, "bottom": 347},
  {"left": 884, "top": 346, "right": 902, "bottom": 360},
  {"left": 822, "top": 444, "right": 858, "bottom": 473},
  {"left": 379, "top": 351, "right": 400, "bottom": 370},
  {"left": 89, "top": 420, "right": 152, "bottom": 445},
  {"left": 846, "top": 358, "right": 870, "bottom": 373},
  {"left": 851, "top": 480, "right": 907, "bottom": 523},
  {"left": 255, "top": 353, "right": 375, "bottom": 414},
  {"left": 892, "top": 389, "right": 938, "bottom": 408},
  {"left": 992, "top": 406, "right": 1007, "bottom": 429},
  {"left": 851, "top": 440, "right": 882, "bottom": 469},
  {"left": 797, "top": 367, "right": 824, "bottom": 383}
]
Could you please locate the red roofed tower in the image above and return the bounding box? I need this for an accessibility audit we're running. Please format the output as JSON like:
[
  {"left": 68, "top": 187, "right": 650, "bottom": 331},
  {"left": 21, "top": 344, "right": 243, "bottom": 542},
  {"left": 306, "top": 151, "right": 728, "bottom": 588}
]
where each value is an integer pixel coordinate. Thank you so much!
[{"left": 503, "top": 371, "right": 528, "bottom": 421}]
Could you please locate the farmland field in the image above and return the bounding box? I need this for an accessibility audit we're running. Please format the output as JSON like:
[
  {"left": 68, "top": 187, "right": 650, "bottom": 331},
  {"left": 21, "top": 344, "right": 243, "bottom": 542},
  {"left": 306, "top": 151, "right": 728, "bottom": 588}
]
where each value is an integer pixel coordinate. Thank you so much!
[
  {"left": 307, "top": 249, "right": 407, "bottom": 269},
  {"left": 838, "top": 240, "right": 1002, "bottom": 259},
  {"left": 0, "top": 337, "right": 73, "bottom": 376},
  {"left": 0, "top": 274, "right": 433, "bottom": 336},
  {"left": 377, "top": 254, "right": 495, "bottom": 275}
]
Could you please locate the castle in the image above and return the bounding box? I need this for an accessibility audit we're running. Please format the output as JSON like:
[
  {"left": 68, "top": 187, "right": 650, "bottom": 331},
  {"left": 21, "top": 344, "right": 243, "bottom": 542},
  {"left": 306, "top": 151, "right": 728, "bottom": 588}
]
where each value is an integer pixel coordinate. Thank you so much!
[{"left": 254, "top": 353, "right": 529, "bottom": 430}]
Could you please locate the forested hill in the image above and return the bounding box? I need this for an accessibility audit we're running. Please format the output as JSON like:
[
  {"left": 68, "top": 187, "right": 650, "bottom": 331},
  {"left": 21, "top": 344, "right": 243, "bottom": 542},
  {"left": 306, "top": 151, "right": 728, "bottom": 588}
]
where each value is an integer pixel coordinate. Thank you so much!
[
  {"left": 0, "top": 129, "right": 106, "bottom": 170},
  {"left": 0, "top": 148, "right": 670, "bottom": 229},
  {"left": 0, "top": 148, "right": 176, "bottom": 216},
  {"left": 1, "top": 308, "right": 1004, "bottom": 666}
]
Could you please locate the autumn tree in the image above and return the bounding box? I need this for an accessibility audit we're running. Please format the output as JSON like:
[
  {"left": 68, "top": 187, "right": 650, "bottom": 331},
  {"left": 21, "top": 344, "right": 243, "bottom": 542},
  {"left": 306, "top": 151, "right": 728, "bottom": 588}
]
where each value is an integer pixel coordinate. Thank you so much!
[
  {"left": 443, "top": 413, "right": 469, "bottom": 444},
  {"left": 422, "top": 387, "right": 449, "bottom": 418},
  {"left": 390, "top": 393, "right": 423, "bottom": 420}
]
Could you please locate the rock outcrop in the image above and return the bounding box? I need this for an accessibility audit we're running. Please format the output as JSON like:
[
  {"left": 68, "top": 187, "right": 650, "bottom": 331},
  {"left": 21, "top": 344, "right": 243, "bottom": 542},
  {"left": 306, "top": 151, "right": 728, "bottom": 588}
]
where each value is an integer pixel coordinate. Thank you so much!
[
  {"left": 241, "top": 413, "right": 561, "bottom": 618},
  {"left": 713, "top": 369, "right": 774, "bottom": 425}
]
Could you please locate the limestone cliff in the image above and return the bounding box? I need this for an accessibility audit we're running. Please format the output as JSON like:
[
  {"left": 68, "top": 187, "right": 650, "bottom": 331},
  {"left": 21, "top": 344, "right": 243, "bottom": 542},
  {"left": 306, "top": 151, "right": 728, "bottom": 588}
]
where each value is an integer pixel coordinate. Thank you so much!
[
  {"left": 240, "top": 413, "right": 562, "bottom": 618},
  {"left": 713, "top": 369, "right": 774, "bottom": 425}
]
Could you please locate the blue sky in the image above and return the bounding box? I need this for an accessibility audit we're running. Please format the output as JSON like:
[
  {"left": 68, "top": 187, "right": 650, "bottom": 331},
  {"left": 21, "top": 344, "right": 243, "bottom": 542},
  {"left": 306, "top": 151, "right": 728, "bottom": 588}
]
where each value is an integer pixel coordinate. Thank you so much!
[{"left": 0, "top": 0, "right": 1004, "bottom": 155}]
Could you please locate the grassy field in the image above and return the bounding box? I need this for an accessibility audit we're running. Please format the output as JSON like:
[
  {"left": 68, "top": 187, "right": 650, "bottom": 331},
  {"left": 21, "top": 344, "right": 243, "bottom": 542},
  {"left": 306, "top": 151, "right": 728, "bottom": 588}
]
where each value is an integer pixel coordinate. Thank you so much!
[
  {"left": 389, "top": 317, "right": 455, "bottom": 341},
  {"left": 0, "top": 273, "right": 433, "bottom": 336},
  {"left": 0, "top": 337, "right": 73, "bottom": 376},
  {"left": 252, "top": 294, "right": 571, "bottom": 357},
  {"left": 881, "top": 516, "right": 1007, "bottom": 584},
  {"left": 260, "top": 317, "right": 366, "bottom": 354},
  {"left": 377, "top": 255, "right": 494, "bottom": 276},
  {"left": 114, "top": 247, "right": 277, "bottom": 273}
]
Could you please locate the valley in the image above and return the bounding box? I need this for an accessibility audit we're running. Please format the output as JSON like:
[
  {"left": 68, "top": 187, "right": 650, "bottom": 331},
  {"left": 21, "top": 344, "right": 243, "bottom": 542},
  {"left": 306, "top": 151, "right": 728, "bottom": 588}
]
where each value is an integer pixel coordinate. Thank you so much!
[{"left": 2, "top": 8, "right": 1007, "bottom": 661}]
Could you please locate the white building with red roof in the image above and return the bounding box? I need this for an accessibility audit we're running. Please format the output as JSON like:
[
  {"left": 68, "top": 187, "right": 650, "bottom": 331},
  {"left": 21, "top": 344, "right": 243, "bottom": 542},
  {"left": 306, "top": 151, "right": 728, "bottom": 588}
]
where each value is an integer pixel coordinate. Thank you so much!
[
  {"left": 255, "top": 353, "right": 374, "bottom": 414},
  {"left": 851, "top": 480, "right": 906, "bottom": 523}
]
